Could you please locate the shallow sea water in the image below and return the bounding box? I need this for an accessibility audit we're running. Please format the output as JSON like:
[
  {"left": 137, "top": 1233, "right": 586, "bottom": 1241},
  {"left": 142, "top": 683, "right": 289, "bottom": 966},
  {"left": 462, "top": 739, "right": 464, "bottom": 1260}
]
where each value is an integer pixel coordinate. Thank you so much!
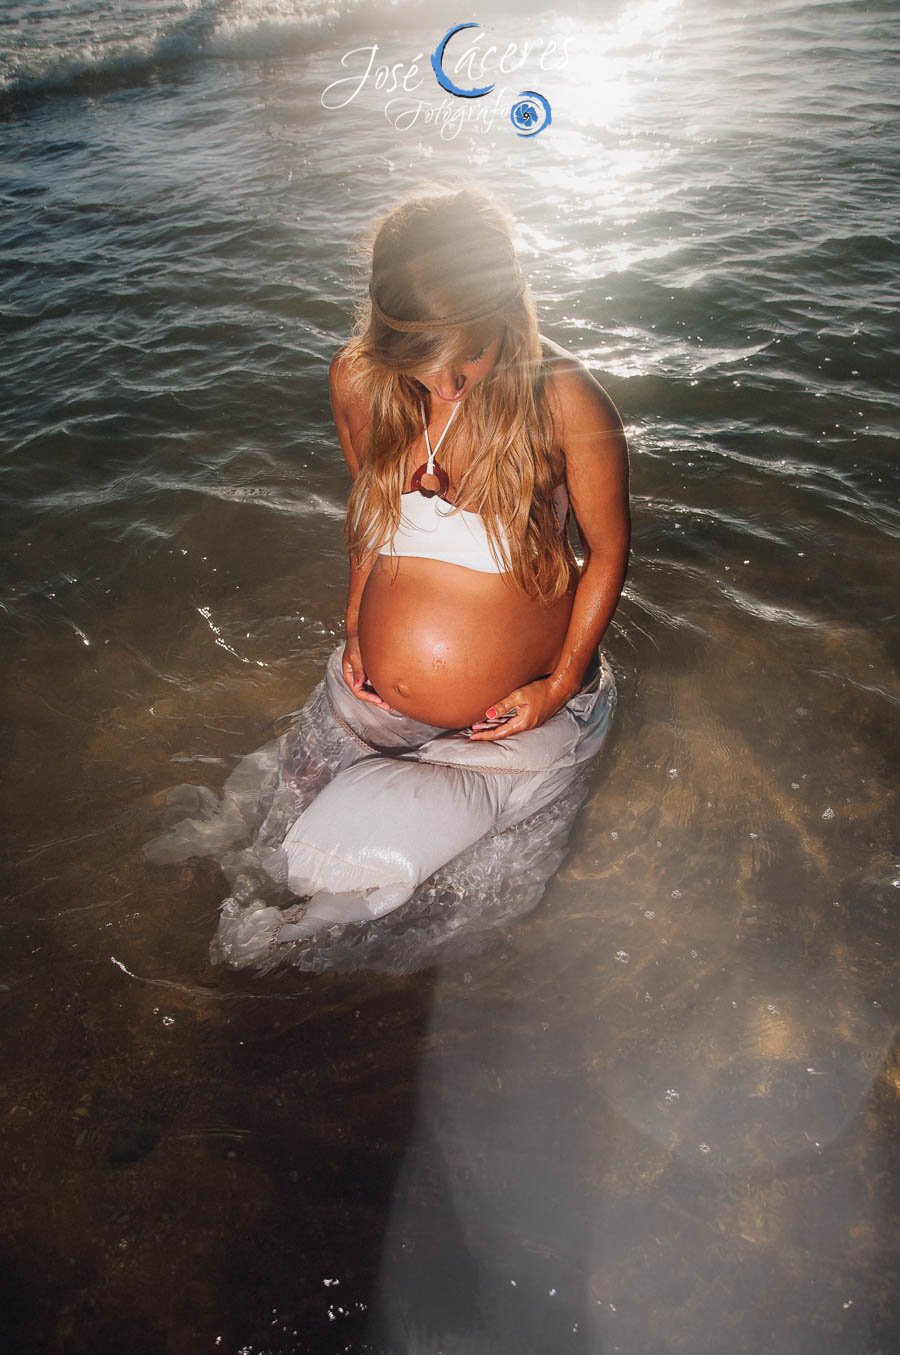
[{"left": 1, "top": 1, "right": 898, "bottom": 1351}]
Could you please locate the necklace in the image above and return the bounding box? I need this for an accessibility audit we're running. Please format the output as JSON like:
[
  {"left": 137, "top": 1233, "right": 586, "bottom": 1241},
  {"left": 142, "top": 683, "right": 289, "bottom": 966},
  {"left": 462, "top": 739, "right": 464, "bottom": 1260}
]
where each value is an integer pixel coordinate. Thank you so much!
[{"left": 410, "top": 399, "right": 462, "bottom": 499}]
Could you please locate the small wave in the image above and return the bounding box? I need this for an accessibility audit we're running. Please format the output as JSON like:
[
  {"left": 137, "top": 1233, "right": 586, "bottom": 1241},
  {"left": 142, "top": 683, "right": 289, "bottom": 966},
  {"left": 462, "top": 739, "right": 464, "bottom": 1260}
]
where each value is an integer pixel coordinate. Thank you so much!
[
  {"left": 809, "top": 668, "right": 900, "bottom": 710},
  {"left": 636, "top": 497, "right": 792, "bottom": 549},
  {"left": 188, "top": 482, "right": 347, "bottom": 519},
  {"left": 620, "top": 586, "right": 712, "bottom": 640},
  {"left": 715, "top": 582, "right": 838, "bottom": 634},
  {"left": 0, "top": 0, "right": 366, "bottom": 115}
]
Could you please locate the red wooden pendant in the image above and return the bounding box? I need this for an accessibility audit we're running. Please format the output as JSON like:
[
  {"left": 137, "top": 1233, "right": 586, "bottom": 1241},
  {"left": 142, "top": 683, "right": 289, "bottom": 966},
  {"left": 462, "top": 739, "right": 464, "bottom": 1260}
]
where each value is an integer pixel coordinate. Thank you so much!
[{"left": 410, "top": 459, "right": 450, "bottom": 499}]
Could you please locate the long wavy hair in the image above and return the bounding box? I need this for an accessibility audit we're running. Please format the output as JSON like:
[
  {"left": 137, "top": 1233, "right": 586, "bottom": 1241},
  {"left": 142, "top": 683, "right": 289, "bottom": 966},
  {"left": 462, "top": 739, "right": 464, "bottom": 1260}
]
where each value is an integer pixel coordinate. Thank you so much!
[{"left": 341, "top": 186, "right": 573, "bottom": 601}]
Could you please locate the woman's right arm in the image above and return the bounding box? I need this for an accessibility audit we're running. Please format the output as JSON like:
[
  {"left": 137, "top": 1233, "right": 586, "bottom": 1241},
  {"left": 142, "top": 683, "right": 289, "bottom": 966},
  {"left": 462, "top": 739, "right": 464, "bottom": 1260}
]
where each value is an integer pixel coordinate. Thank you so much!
[
  {"left": 342, "top": 553, "right": 391, "bottom": 706},
  {"left": 329, "top": 351, "right": 393, "bottom": 709}
]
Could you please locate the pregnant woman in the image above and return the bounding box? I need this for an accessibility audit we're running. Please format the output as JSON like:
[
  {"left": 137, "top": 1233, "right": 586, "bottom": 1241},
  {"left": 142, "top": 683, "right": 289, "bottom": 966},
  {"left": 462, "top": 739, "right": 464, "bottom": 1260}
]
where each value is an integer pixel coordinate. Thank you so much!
[
  {"left": 146, "top": 186, "right": 630, "bottom": 967},
  {"left": 338, "top": 190, "right": 629, "bottom": 735}
]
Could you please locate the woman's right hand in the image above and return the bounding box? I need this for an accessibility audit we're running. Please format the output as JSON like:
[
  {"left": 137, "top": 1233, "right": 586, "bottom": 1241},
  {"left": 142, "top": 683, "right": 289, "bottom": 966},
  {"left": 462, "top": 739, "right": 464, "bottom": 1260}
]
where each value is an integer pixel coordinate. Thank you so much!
[{"left": 341, "top": 635, "right": 395, "bottom": 709}]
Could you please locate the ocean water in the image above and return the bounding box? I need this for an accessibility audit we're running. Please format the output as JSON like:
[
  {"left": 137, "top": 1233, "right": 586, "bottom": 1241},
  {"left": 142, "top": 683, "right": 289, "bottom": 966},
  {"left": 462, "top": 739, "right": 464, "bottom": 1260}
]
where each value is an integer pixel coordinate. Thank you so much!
[{"left": 1, "top": 1, "right": 898, "bottom": 1352}]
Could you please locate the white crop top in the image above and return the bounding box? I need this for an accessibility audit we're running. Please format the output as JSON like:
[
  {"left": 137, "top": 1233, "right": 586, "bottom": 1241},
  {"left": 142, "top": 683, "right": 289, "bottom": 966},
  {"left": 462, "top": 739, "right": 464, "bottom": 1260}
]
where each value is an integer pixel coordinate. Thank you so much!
[{"left": 376, "top": 400, "right": 569, "bottom": 574}]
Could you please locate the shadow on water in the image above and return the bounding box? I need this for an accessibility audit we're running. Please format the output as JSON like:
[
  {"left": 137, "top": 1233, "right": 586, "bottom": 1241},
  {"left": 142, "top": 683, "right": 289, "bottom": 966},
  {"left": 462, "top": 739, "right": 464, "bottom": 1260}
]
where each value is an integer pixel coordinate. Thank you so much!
[
  {"left": 0, "top": 608, "right": 437, "bottom": 1351},
  {"left": 1, "top": 863, "right": 440, "bottom": 1352}
]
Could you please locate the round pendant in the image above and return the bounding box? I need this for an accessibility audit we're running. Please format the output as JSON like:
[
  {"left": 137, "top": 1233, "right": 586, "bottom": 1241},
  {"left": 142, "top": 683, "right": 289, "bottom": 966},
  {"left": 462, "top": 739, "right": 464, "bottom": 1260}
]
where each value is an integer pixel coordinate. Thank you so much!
[{"left": 410, "top": 459, "right": 450, "bottom": 499}]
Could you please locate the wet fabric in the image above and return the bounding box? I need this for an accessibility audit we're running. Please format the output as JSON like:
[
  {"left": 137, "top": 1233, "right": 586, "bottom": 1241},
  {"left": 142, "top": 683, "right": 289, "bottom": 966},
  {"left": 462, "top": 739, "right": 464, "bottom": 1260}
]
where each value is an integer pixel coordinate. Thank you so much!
[{"left": 143, "top": 643, "right": 616, "bottom": 973}]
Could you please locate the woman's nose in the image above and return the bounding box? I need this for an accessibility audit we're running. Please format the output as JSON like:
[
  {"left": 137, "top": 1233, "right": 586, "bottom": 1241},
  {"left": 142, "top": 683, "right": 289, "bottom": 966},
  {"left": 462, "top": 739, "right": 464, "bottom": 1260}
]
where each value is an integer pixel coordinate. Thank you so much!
[{"left": 431, "top": 367, "right": 466, "bottom": 399}]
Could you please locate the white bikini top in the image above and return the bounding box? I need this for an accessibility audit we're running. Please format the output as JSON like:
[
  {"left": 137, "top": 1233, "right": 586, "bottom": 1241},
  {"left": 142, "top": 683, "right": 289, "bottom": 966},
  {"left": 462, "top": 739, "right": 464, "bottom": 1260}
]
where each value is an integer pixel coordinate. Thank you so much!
[{"left": 376, "top": 400, "right": 569, "bottom": 574}]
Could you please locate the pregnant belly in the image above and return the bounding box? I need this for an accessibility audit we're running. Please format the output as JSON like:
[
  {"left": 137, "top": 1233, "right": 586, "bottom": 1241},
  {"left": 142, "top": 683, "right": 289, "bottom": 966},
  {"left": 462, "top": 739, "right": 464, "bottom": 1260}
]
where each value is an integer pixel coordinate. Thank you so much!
[{"left": 357, "top": 556, "right": 576, "bottom": 728}]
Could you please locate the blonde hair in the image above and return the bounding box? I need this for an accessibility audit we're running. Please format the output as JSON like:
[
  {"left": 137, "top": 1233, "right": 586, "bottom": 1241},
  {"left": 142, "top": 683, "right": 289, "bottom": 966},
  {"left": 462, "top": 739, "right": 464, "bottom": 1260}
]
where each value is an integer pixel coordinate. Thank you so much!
[{"left": 341, "top": 186, "right": 572, "bottom": 601}]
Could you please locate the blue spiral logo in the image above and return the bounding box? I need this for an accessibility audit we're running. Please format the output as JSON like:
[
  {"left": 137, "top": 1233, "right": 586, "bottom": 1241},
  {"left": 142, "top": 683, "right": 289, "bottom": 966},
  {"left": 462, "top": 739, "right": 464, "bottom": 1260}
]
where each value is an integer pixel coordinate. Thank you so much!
[{"left": 510, "top": 90, "right": 552, "bottom": 137}]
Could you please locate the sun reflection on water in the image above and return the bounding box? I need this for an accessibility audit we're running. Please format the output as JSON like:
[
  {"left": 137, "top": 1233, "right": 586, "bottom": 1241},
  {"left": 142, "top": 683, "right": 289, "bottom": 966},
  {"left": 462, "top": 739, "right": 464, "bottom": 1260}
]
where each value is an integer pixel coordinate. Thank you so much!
[{"left": 556, "top": 0, "right": 683, "bottom": 137}]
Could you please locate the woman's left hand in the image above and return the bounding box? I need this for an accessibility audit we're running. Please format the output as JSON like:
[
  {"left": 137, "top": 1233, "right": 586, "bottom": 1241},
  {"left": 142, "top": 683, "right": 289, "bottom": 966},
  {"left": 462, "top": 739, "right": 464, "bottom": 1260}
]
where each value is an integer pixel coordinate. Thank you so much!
[{"left": 468, "top": 679, "right": 565, "bottom": 741}]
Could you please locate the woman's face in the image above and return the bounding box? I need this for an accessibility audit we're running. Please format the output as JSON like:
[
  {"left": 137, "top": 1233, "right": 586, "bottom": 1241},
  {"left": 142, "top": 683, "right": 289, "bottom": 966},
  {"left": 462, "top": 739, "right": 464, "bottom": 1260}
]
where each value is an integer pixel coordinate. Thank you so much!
[{"left": 406, "top": 317, "right": 507, "bottom": 405}]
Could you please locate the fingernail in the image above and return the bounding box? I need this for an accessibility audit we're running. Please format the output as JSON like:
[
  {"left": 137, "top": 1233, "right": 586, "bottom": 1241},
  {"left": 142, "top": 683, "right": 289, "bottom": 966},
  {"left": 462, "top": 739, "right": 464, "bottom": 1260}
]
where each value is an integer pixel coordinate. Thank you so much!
[{"left": 485, "top": 707, "right": 496, "bottom": 719}]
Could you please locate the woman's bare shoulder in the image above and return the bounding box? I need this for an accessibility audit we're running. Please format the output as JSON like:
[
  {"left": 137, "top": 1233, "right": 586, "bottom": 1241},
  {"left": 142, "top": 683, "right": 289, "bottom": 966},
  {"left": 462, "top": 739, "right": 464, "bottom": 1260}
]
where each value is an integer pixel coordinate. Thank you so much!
[
  {"left": 329, "top": 344, "right": 358, "bottom": 410},
  {"left": 539, "top": 334, "right": 623, "bottom": 436}
]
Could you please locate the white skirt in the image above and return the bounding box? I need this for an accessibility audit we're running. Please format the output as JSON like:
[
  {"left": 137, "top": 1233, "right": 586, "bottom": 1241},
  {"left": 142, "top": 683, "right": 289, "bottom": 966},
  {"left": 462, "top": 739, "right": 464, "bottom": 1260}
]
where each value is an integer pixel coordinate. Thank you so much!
[{"left": 144, "top": 644, "right": 617, "bottom": 973}]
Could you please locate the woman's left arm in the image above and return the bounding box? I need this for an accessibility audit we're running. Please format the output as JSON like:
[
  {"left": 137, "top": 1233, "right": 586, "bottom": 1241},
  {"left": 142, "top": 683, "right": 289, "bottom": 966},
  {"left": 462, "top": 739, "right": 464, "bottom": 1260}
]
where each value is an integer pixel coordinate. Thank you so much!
[{"left": 470, "top": 363, "right": 630, "bottom": 739}]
